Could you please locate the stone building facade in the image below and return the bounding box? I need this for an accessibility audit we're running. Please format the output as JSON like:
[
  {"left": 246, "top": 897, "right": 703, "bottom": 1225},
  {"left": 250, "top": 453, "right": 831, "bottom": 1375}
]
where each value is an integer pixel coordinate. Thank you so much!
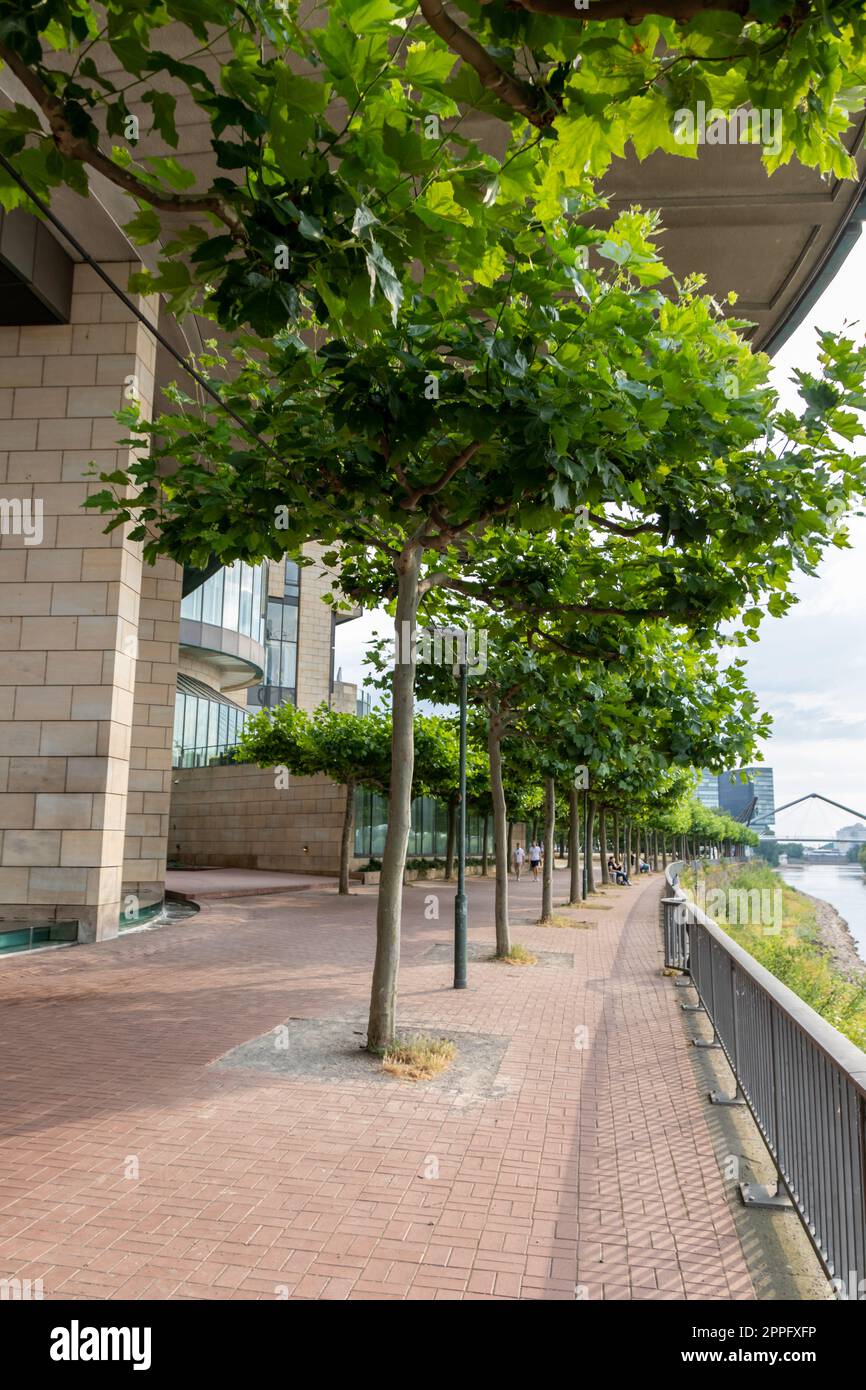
[{"left": 0, "top": 210, "right": 356, "bottom": 949}]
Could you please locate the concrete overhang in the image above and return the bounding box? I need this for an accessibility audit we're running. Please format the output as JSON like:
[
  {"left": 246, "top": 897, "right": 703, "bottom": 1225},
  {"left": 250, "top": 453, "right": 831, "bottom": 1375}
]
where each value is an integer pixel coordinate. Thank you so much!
[
  {"left": 178, "top": 621, "right": 265, "bottom": 692},
  {"left": 4, "top": 34, "right": 864, "bottom": 355},
  {"left": 597, "top": 115, "right": 866, "bottom": 353}
]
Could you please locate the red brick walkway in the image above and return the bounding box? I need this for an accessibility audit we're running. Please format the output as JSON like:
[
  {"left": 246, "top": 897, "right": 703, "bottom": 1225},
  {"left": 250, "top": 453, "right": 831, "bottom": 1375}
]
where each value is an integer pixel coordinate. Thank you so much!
[{"left": 0, "top": 870, "right": 754, "bottom": 1300}]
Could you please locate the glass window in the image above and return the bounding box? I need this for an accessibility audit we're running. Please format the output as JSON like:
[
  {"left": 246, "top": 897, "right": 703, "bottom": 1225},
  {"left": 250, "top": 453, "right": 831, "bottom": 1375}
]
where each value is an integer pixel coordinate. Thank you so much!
[
  {"left": 434, "top": 800, "right": 447, "bottom": 857},
  {"left": 201, "top": 567, "right": 223, "bottom": 626},
  {"left": 281, "top": 604, "right": 298, "bottom": 644},
  {"left": 284, "top": 560, "right": 300, "bottom": 600},
  {"left": 223, "top": 564, "right": 241, "bottom": 632},
  {"left": 181, "top": 583, "right": 202, "bottom": 621},
  {"left": 252, "top": 564, "right": 263, "bottom": 643},
  {"left": 266, "top": 599, "right": 282, "bottom": 643},
  {"left": 409, "top": 797, "right": 423, "bottom": 858},
  {"left": 207, "top": 700, "right": 220, "bottom": 757},
  {"left": 280, "top": 641, "right": 296, "bottom": 689},
  {"left": 173, "top": 694, "right": 185, "bottom": 759},
  {"left": 183, "top": 693, "right": 198, "bottom": 753},
  {"left": 239, "top": 565, "right": 253, "bottom": 637},
  {"left": 370, "top": 792, "right": 388, "bottom": 857}
]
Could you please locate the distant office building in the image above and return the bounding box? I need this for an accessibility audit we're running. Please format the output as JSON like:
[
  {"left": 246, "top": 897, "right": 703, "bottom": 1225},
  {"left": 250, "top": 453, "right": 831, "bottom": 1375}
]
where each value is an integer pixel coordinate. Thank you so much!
[
  {"left": 695, "top": 771, "right": 720, "bottom": 809},
  {"left": 698, "top": 766, "right": 775, "bottom": 834},
  {"left": 747, "top": 767, "right": 776, "bottom": 834},
  {"left": 836, "top": 823, "right": 866, "bottom": 852},
  {"left": 718, "top": 769, "right": 756, "bottom": 821}
]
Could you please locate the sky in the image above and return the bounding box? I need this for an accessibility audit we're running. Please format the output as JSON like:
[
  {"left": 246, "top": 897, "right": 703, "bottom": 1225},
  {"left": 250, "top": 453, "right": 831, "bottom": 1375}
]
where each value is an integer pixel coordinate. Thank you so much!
[
  {"left": 335, "top": 237, "right": 866, "bottom": 843},
  {"left": 739, "top": 237, "right": 866, "bottom": 841}
]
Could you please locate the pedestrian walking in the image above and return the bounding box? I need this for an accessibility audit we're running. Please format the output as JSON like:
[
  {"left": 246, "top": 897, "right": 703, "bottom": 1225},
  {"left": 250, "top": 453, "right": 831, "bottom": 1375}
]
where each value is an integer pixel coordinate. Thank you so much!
[
  {"left": 513, "top": 843, "right": 526, "bottom": 880},
  {"left": 529, "top": 841, "right": 543, "bottom": 880}
]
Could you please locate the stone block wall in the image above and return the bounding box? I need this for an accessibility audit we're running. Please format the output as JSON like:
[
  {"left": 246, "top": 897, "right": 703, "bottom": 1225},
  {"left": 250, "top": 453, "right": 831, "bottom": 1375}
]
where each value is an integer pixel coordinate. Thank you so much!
[
  {"left": 0, "top": 261, "right": 162, "bottom": 940},
  {"left": 169, "top": 762, "right": 350, "bottom": 875}
]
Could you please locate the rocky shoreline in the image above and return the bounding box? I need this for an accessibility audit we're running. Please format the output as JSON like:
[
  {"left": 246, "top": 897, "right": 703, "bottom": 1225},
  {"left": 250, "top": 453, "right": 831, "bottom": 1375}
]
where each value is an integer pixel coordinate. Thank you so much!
[{"left": 800, "top": 889, "right": 866, "bottom": 982}]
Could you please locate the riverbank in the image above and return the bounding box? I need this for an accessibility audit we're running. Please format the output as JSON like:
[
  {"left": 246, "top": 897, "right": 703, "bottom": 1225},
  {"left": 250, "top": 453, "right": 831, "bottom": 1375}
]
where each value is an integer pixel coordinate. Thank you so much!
[
  {"left": 802, "top": 889, "right": 865, "bottom": 981},
  {"left": 682, "top": 860, "right": 866, "bottom": 1052}
]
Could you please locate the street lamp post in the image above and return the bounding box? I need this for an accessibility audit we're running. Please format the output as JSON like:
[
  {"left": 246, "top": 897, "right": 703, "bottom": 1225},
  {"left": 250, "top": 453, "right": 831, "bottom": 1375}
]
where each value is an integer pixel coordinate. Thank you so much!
[
  {"left": 428, "top": 625, "right": 470, "bottom": 990},
  {"left": 454, "top": 656, "right": 468, "bottom": 990}
]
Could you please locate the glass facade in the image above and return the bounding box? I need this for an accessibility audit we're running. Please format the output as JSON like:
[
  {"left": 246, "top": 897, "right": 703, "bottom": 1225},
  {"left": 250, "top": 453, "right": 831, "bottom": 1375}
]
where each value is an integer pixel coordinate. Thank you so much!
[
  {"left": 180, "top": 561, "right": 266, "bottom": 645},
  {"left": 247, "top": 561, "right": 301, "bottom": 710},
  {"left": 354, "top": 787, "right": 494, "bottom": 861},
  {"left": 172, "top": 674, "right": 250, "bottom": 768},
  {"left": 695, "top": 770, "right": 720, "bottom": 809}
]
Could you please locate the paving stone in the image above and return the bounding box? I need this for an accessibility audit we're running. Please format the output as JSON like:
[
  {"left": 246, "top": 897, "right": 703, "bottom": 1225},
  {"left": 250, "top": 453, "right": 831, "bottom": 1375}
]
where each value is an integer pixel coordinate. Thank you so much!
[{"left": 0, "top": 869, "right": 755, "bottom": 1301}]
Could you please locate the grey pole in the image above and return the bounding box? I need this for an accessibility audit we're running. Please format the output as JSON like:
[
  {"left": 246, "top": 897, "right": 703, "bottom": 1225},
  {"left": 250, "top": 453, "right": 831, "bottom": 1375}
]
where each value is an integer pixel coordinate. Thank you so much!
[
  {"left": 454, "top": 659, "right": 468, "bottom": 989},
  {"left": 582, "top": 789, "right": 589, "bottom": 900}
]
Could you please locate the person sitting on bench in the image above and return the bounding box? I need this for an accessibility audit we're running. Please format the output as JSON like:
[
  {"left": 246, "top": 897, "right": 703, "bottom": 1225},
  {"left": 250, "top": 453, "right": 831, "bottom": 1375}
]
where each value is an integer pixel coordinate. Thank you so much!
[{"left": 608, "top": 855, "right": 630, "bottom": 885}]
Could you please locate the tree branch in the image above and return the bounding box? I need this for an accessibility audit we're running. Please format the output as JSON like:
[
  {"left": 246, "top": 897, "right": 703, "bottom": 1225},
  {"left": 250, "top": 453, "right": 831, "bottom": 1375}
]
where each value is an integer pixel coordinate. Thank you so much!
[
  {"left": 587, "top": 511, "right": 663, "bottom": 536},
  {"left": 421, "top": 571, "right": 670, "bottom": 619},
  {"left": 417, "top": 0, "right": 553, "bottom": 128},
  {"left": 0, "top": 44, "right": 244, "bottom": 236},
  {"left": 398, "top": 440, "right": 483, "bottom": 510}
]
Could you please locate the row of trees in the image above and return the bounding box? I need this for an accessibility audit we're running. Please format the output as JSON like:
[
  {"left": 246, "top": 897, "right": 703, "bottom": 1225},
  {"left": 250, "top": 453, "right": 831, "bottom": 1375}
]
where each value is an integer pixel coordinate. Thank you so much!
[
  {"left": 5, "top": 3, "right": 866, "bottom": 1047},
  {"left": 237, "top": 627, "right": 761, "bottom": 945}
]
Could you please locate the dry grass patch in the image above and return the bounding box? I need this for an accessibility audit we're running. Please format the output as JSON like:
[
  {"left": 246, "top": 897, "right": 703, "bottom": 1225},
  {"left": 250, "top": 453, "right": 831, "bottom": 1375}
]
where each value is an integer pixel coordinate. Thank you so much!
[
  {"left": 492, "top": 943, "right": 538, "bottom": 965},
  {"left": 539, "top": 912, "right": 595, "bottom": 929},
  {"left": 382, "top": 1034, "right": 457, "bottom": 1082},
  {"left": 567, "top": 899, "right": 615, "bottom": 911}
]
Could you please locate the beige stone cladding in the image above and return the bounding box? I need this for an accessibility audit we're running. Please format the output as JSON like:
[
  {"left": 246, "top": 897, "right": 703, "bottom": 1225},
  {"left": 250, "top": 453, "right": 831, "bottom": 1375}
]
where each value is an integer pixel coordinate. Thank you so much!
[
  {"left": 295, "top": 542, "right": 336, "bottom": 710},
  {"left": 331, "top": 679, "right": 358, "bottom": 714},
  {"left": 0, "top": 261, "right": 159, "bottom": 940},
  {"left": 122, "top": 552, "right": 181, "bottom": 916},
  {"left": 170, "top": 763, "right": 351, "bottom": 875}
]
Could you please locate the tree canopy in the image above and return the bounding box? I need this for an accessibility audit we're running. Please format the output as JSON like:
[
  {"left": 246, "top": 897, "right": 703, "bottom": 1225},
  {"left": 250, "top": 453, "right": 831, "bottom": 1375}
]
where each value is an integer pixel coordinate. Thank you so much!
[{"left": 3, "top": 0, "right": 866, "bottom": 339}]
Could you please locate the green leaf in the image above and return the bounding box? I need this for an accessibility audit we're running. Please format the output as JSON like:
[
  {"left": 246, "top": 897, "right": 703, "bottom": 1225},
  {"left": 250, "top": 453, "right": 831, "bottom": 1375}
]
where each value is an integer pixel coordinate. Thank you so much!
[{"left": 364, "top": 239, "right": 403, "bottom": 324}]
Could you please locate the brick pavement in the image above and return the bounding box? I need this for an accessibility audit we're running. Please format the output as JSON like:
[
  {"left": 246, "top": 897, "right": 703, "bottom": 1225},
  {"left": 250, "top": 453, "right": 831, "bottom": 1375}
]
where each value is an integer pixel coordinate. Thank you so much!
[{"left": 0, "top": 869, "right": 754, "bottom": 1300}]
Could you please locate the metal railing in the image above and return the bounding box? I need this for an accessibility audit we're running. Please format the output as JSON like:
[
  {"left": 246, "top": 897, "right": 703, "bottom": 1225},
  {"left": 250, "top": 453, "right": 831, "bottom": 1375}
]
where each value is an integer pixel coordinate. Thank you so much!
[{"left": 661, "top": 861, "right": 866, "bottom": 1297}]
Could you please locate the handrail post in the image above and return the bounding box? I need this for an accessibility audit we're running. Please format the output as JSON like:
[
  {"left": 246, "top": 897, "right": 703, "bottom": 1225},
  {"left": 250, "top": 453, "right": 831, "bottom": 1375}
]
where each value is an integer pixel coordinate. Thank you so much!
[
  {"left": 740, "top": 1004, "right": 793, "bottom": 1209},
  {"left": 710, "top": 956, "right": 746, "bottom": 1106}
]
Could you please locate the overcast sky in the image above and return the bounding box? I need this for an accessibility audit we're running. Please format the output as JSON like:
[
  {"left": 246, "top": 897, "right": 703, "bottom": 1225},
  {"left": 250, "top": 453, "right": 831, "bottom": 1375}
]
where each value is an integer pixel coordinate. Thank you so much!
[
  {"left": 740, "top": 235, "right": 866, "bottom": 840},
  {"left": 335, "top": 237, "right": 866, "bottom": 841}
]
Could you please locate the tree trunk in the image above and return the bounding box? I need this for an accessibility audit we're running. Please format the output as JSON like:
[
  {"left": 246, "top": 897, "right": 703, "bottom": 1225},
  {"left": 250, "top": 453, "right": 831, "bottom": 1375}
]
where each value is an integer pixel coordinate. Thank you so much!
[
  {"left": 569, "top": 785, "right": 580, "bottom": 903},
  {"left": 366, "top": 546, "right": 420, "bottom": 1052},
  {"left": 599, "top": 805, "right": 609, "bottom": 884},
  {"left": 652, "top": 830, "right": 659, "bottom": 872},
  {"left": 625, "top": 820, "right": 632, "bottom": 876},
  {"left": 488, "top": 713, "right": 511, "bottom": 957},
  {"left": 481, "top": 813, "right": 490, "bottom": 876},
  {"left": 541, "top": 775, "right": 555, "bottom": 922},
  {"left": 339, "top": 775, "right": 355, "bottom": 895},
  {"left": 444, "top": 796, "right": 456, "bottom": 881},
  {"left": 661, "top": 835, "right": 667, "bottom": 870},
  {"left": 613, "top": 811, "right": 620, "bottom": 859},
  {"left": 586, "top": 798, "right": 596, "bottom": 893}
]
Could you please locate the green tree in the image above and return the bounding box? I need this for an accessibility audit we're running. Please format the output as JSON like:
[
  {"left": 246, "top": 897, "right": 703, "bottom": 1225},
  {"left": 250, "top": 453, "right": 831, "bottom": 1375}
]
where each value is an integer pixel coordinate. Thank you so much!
[
  {"left": 4, "top": 0, "right": 865, "bottom": 323},
  {"left": 237, "top": 703, "right": 459, "bottom": 894},
  {"left": 12, "top": 14, "right": 866, "bottom": 1048}
]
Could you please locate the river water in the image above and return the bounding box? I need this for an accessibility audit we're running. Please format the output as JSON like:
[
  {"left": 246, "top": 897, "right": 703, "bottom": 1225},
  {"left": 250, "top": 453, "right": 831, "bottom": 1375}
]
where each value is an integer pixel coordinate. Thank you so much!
[{"left": 777, "top": 862, "right": 866, "bottom": 960}]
